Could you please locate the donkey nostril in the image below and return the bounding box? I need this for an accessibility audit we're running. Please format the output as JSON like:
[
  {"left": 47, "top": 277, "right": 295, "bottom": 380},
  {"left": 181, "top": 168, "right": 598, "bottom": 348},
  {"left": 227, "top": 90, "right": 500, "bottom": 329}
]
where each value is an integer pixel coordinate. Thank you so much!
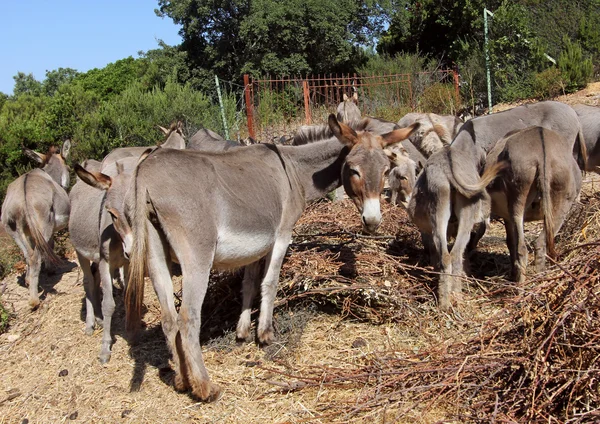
[{"left": 362, "top": 216, "right": 367, "bottom": 225}]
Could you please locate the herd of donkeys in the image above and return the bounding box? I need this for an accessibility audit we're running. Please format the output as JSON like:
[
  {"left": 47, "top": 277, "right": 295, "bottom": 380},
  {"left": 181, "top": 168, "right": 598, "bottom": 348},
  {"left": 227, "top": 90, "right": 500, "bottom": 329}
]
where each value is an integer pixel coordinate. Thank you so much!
[{"left": 1, "top": 92, "right": 599, "bottom": 401}]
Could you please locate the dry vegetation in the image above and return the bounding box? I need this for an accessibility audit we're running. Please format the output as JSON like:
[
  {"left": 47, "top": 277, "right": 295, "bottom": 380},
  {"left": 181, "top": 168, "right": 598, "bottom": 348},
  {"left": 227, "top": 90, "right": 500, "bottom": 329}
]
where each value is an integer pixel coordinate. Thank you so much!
[{"left": 1, "top": 88, "right": 600, "bottom": 423}]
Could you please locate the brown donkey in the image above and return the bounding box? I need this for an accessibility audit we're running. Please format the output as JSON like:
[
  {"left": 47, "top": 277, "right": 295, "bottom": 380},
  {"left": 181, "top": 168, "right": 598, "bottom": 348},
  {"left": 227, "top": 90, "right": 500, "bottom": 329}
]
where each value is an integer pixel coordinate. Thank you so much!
[
  {"left": 96, "top": 114, "right": 418, "bottom": 401},
  {"left": 1, "top": 141, "right": 71, "bottom": 308}
]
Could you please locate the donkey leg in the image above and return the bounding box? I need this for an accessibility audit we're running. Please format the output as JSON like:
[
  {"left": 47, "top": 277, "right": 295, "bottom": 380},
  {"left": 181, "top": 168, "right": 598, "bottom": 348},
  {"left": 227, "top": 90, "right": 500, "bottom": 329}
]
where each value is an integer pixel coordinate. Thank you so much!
[
  {"left": 236, "top": 261, "right": 262, "bottom": 342},
  {"left": 450, "top": 198, "right": 478, "bottom": 298},
  {"left": 145, "top": 224, "right": 182, "bottom": 389},
  {"left": 178, "top": 256, "right": 220, "bottom": 402},
  {"left": 432, "top": 191, "right": 453, "bottom": 310},
  {"left": 511, "top": 206, "right": 528, "bottom": 283},
  {"left": 97, "top": 259, "right": 116, "bottom": 364},
  {"left": 78, "top": 252, "right": 100, "bottom": 335},
  {"left": 257, "top": 235, "right": 291, "bottom": 345},
  {"left": 26, "top": 246, "right": 43, "bottom": 310},
  {"left": 504, "top": 219, "right": 518, "bottom": 279}
]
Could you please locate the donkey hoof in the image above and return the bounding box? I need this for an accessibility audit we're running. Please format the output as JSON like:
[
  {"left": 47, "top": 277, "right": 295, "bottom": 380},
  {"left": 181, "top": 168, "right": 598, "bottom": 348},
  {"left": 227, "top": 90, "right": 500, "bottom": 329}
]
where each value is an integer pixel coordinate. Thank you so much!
[
  {"left": 98, "top": 352, "right": 111, "bottom": 364},
  {"left": 29, "top": 298, "right": 40, "bottom": 310},
  {"left": 192, "top": 381, "right": 221, "bottom": 403},
  {"left": 257, "top": 328, "right": 275, "bottom": 346},
  {"left": 84, "top": 326, "right": 95, "bottom": 336}
]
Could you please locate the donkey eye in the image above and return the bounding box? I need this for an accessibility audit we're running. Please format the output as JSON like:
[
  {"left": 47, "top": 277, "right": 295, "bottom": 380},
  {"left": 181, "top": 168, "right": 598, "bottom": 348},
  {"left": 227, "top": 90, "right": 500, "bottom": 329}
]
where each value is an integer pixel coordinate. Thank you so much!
[{"left": 350, "top": 168, "right": 361, "bottom": 178}]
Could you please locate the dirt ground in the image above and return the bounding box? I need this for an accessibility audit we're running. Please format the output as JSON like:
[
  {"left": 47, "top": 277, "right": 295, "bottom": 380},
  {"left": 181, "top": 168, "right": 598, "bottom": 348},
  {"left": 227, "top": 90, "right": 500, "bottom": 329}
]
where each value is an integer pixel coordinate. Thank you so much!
[{"left": 1, "top": 86, "right": 599, "bottom": 423}]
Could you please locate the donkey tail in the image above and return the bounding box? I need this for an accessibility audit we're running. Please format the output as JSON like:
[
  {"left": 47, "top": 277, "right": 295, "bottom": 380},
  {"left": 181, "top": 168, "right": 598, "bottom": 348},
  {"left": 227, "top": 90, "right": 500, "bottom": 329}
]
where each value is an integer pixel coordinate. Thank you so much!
[
  {"left": 449, "top": 156, "right": 508, "bottom": 199},
  {"left": 23, "top": 174, "right": 61, "bottom": 266},
  {"left": 539, "top": 140, "right": 556, "bottom": 260},
  {"left": 576, "top": 125, "right": 588, "bottom": 172},
  {"left": 125, "top": 167, "right": 149, "bottom": 332}
]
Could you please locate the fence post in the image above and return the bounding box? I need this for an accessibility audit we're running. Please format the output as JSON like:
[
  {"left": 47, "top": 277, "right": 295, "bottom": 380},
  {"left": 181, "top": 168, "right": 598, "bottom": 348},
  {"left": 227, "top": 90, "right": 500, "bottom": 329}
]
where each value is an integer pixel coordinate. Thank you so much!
[
  {"left": 408, "top": 74, "right": 414, "bottom": 111},
  {"left": 453, "top": 69, "right": 460, "bottom": 103},
  {"left": 303, "top": 79, "right": 311, "bottom": 124},
  {"left": 243, "top": 74, "right": 255, "bottom": 140}
]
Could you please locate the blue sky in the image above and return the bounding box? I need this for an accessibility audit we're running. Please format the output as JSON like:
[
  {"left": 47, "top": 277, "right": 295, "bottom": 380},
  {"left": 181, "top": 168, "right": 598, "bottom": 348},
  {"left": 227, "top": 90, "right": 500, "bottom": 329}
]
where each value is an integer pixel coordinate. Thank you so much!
[{"left": 0, "top": 1, "right": 182, "bottom": 94}]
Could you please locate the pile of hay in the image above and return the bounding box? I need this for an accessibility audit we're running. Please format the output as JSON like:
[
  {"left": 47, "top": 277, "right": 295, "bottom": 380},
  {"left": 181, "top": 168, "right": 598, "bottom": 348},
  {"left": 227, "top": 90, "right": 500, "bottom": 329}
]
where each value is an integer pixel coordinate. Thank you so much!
[{"left": 258, "top": 193, "right": 600, "bottom": 422}]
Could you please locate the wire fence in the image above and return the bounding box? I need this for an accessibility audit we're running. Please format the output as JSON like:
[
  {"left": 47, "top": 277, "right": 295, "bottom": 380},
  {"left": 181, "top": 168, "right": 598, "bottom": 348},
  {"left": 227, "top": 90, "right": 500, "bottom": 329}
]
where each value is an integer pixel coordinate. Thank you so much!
[{"left": 241, "top": 70, "right": 460, "bottom": 142}]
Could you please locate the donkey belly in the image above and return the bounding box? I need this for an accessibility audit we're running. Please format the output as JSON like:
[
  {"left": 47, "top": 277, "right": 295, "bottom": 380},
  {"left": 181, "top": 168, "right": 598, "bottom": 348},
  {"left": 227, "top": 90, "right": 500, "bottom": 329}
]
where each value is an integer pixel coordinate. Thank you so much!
[{"left": 213, "top": 228, "right": 275, "bottom": 269}]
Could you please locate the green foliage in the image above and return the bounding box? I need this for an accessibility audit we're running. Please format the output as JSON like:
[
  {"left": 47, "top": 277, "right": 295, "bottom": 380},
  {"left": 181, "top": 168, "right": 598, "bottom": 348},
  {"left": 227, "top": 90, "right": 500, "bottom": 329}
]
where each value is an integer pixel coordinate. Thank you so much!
[
  {"left": 13, "top": 72, "right": 43, "bottom": 97},
  {"left": 419, "top": 83, "right": 461, "bottom": 115},
  {"left": 72, "top": 57, "right": 146, "bottom": 100},
  {"left": 70, "top": 80, "right": 227, "bottom": 162},
  {"left": 558, "top": 38, "right": 594, "bottom": 92},
  {"left": 43, "top": 68, "right": 79, "bottom": 96},
  {"left": 0, "top": 300, "right": 9, "bottom": 334},
  {"left": 156, "top": 0, "right": 391, "bottom": 85},
  {"left": 533, "top": 67, "right": 564, "bottom": 99}
]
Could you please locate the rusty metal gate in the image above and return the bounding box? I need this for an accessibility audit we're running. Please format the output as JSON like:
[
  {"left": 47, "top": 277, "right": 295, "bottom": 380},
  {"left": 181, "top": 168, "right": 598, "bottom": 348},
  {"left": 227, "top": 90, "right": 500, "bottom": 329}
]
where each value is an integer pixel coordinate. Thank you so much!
[{"left": 243, "top": 70, "right": 459, "bottom": 141}]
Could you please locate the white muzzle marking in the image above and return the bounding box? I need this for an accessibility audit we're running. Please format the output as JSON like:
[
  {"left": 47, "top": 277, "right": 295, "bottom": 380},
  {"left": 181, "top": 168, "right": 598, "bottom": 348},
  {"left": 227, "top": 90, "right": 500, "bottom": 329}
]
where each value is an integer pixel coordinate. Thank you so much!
[{"left": 362, "top": 197, "right": 382, "bottom": 232}]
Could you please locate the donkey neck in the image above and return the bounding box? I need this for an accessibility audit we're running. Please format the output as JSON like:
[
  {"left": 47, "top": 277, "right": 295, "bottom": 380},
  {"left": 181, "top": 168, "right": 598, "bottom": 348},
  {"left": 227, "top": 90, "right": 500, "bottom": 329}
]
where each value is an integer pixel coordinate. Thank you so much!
[{"left": 280, "top": 138, "right": 348, "bottom": 201}]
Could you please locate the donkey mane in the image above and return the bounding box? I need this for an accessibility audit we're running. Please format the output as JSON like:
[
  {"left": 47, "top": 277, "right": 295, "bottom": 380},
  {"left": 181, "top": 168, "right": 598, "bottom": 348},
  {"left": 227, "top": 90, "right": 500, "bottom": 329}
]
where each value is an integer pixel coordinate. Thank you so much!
[{"left": 293, "top": 118, "right": 392, "bottom": 146}]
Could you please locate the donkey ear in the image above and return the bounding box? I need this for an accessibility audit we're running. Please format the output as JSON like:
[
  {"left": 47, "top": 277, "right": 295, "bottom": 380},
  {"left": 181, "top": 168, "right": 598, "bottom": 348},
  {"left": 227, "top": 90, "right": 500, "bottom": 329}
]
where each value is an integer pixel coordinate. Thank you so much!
[
  {"left": 381, "top": 122, "right": 420, "bottom": 147},
  {"left": 157, "top": 125, "right": 169, "bottom": 135},
  {"left": 23, "top": 147, "right": 46, "bottom": 165},
  {"left": 176, "top": 120, "right": 184, "bottom": 132},
  {"left": 352, "top": 91, "right": 358, "bottom": 102},
  {"left": 343, "top": 93, "right": 349, "bottom": 101},
  {"left": 328, "top": 114, "right": 358, "bottom": 147},
  {"left": 61, "top": 139, "right": 72, "bottom": 159},
  {"left": 74, "top": 164, "right": 112, "bottom": 191}
]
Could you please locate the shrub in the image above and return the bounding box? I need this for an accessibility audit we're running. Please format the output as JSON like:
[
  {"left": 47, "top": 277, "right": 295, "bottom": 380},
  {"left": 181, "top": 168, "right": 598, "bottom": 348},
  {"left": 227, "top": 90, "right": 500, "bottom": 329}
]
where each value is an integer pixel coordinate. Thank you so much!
[
  {"left": 419, "top": 83, "right": 461, "bottom": 115},
  {"left": 533, "top": 68, "right": 565, "bottom": 99},
  {"left": 0, "top": 300, "right": 9, "bottom": 334},
  {"left": 558, "top": 37, "right": 593, "bottom": 93}
]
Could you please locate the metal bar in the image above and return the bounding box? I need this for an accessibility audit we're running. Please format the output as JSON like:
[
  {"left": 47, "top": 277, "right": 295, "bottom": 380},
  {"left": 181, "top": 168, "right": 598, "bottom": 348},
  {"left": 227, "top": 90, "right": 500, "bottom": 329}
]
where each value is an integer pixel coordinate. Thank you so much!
[
  {"left": 215, "top": 75, "right": 230, "bottom": 140},
  {"left": 243, "top": 74, "right": 255, "bottom": 140},
  {"left": 303, "top": 80, "right": 311, "bottom": 124},
  {"left": 484, "top": 7, "right": 493, "bottom": 114}
]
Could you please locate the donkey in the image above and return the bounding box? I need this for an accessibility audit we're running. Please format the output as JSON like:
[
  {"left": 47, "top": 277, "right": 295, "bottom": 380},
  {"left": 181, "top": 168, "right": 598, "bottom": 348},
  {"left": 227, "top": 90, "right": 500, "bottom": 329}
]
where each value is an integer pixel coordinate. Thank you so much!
[
  {"left": 408, "top": 101, "right": 587, "bottom": 310},
  {"left": 69, "top": 157, "right": 139, "bottom": 363},
  {"left": 1, "top": 141, "right": 71, "bottom": 309},
  {"left": 336, "top": 92, "right": 361, "bottom": 123},
  {"left": 572, "top": 103, "right": 600, "bottom": 173},
  {"left": 101, "top": 121, "right": 186, "bottom": 166},
  {"left": 485, "top": 127, "right": 582, "bottom": 282},
  {"left": 398, "top": 112, "right": 464, "bottom": 157},
  {"left": 294, "top": 116, "right": 425, "bottom": 203},
  {"left": 187, "top": 128, "right": 241, "bottom": 152},
  {"left": 103, "top": 114, "right": 418, "bottom": 401},
  {"left": 386, "top": 145, "right": 419, "bottom": 207}
]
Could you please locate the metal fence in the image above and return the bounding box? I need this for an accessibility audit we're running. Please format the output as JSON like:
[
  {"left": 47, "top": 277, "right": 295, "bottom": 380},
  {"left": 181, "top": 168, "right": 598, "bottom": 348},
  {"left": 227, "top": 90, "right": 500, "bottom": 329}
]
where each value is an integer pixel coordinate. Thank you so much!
[{"left": 243, "top": 70, "right": 460, "bottom": 141}]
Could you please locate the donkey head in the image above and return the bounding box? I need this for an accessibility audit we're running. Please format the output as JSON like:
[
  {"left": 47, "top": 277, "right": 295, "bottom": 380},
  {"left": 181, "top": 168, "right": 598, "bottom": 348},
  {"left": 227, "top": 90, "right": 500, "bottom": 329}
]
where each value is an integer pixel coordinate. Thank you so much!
[
  {"left": 158, "top": 120, "right": 185, "bottom": 150},
  {"left": 74, "top": 157, "right": 138, "bottom": 258},
  {"left": 386, "top": 145, "right": 419, "bottom": 208},
  {"left": 328, "top": 114, "right": 419, "bottom": 234},
  {"left": 23, "top": 139, "right": 71, "bottom": 190}
]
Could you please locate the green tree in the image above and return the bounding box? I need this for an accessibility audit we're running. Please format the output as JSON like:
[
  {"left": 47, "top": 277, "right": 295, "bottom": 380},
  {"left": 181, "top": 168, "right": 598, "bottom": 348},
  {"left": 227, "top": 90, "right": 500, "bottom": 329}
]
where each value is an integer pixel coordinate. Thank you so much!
[
  {"left": 42, "top": 68, "right": 79, "bottom": 96},
  {"left": 156, "top": 0, "right": 391, "bottom": 85},
  {"left": 12, "top": 72, "right": 43, "bottom": 97},
  {"left": 73, "top": 57, "right": 146, "bottom": 100}
]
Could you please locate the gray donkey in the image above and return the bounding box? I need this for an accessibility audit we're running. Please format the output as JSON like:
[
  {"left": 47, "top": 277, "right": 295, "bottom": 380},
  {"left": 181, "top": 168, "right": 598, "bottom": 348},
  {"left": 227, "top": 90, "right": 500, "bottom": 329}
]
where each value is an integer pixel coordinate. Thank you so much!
[
  {"left": 485, "top": 127, "right": 582, "bottom": 282},
  {"left": 409, "top": 101, "right": 587, "bottom": 310},
  {"left": 101, "top": 121, "right": 186, "bottom": 166},
  {"left": 1, "top": 141, "right": 71, "bottom": 308},
  {"left": 70, "top": 157, "right": 139, "bottom": 363},
  {"left": 82, "top": 114, "right": 418, "bottom": 401}
]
